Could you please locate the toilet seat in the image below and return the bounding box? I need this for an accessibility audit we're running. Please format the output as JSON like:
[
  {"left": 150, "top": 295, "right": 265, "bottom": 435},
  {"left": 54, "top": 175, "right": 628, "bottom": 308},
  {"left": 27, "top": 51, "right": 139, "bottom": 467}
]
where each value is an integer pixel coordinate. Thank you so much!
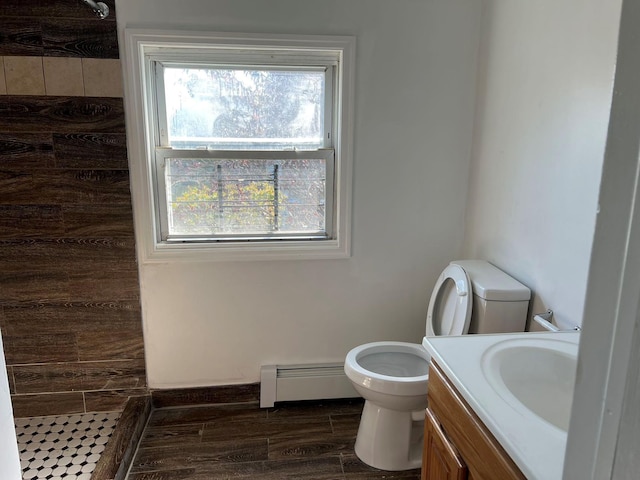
[{"left": 425, "top": 263, "right": 472, "bottom": 337}]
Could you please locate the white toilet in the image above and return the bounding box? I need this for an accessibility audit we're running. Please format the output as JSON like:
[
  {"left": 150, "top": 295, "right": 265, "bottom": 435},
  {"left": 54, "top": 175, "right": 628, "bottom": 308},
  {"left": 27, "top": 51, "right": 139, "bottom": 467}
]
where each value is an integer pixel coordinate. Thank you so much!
[{"left": 344, "top": 260, "right": 531, "bottom": 471}]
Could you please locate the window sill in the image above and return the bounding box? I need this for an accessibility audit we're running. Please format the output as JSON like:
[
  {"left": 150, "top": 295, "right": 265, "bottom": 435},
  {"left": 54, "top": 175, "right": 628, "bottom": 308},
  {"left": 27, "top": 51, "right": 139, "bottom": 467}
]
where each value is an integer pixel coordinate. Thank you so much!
[{"left": 140, "top": 238, "right": 350, "bottom": 263}]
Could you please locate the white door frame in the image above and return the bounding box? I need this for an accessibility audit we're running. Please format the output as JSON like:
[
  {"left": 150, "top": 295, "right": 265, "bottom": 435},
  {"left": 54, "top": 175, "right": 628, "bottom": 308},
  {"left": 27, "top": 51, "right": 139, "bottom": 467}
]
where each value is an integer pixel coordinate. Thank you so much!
[{"left": 564, "top": 0, "right": 640, "bottom": 477}]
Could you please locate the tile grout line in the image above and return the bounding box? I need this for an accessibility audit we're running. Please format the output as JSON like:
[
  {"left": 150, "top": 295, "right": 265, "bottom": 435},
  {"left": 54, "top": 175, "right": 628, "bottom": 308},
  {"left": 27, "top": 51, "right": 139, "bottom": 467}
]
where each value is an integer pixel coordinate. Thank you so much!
[
  {"left": 9, "top": 366, "right": 17, "bottom": 396},
  {"left": 339, "top": 452, "right": 347, "bottom": 479},
  {"left": 10, "top": 358, "right": 146, "bottom": 367},
  {"left": 81, "top": 57, "right": 87, "bottom": 97},
  {"left": 1, "top": 55, "right": 6, "bottom": 95},
  {"left": 41, "top": 56, "right": 48, "bottom": 96}
]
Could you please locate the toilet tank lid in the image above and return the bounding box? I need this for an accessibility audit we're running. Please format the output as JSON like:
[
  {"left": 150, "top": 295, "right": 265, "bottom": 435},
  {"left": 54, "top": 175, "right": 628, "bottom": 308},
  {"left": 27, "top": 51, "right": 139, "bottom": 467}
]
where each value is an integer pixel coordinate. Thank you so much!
[{"left": 450, "top": 260, "right": 531, "bottom": 301}]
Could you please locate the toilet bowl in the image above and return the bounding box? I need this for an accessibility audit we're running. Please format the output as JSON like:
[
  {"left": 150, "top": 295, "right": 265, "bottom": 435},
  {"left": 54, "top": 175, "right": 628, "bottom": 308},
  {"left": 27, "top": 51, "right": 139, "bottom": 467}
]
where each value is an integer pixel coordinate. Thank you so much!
[
  {"left": 344, "top": 260, "right": 531, "bottom": 471},
  {"left": 345, "top": 342, "right": 429, "bottom": 410},
  {"left": 344, "top": 342, "right": 430, "bottom": 470}
]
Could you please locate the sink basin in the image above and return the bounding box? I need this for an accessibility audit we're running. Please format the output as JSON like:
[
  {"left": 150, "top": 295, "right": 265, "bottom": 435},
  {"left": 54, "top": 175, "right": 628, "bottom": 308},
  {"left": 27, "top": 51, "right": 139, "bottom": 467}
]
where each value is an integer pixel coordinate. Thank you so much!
[{"left": 481, "top": 337, "right": 578, "bottom": 432}]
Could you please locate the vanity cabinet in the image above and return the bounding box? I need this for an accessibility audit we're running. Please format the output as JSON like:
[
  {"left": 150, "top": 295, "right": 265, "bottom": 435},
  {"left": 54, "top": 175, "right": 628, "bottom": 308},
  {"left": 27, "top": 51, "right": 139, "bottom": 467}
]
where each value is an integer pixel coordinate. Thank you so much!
[
  {"left": 422, "top": 408, "right": 467, "bottom": 480},
  {"left": 422, "top": 361, "right": 526, "bottom": 480}
]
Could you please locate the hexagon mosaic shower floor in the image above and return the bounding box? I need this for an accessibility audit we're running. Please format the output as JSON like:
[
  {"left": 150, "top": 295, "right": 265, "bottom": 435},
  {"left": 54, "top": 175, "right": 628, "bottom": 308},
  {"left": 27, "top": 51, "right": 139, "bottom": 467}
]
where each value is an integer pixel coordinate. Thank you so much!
[{"left": 15, "top": 412, "right": 119, "bottom": 480}]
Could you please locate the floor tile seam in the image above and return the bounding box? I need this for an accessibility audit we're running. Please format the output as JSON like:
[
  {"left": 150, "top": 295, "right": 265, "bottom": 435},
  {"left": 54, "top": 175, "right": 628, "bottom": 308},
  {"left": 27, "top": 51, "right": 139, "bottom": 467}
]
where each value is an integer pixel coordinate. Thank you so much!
[
  {"left": 137, "top": 437, "right": 206, "bottom": 449},
  {"left": 266, "top": 436, "right": 270, "bottom": 462},
  {"left": 168, "top": 455, "right": 344, "bottom": 475},
  {"left": 152, "top": 400, "right": 261, "bottom": 411},
  {"left": 198, "top": 419, "right": 212, "bottom": 440},
  {"left": 129, "top": 458, "right": 268, "bottom": 475},
  {"left": 200, "top": 431, "right": 337, "bottom": 445},
  {"left": 204, "top": 417, "right": 331, "bottom": 429},
  {"left": 260, "top": 455, "right": 345, "bottom": 479},
  {"left": 202, "top": 418, "right": 308, "bottom": 431},
  {"left": 199, "top": 419, "right": 333, "bottom": 435},
  {"left": 265, "top": 407, "right": 335, "bottom": 419},
  {"left": 126, "top": 466, "right": 197, "bottom": 478},
  {"left": 147, "top": 414, "right": 266, "bottom": 427},
  {"left": 135, "top": 436, "right": 270, "bottom": 452},
  {"left": 329, "top": 412, "right": 363, "bottom": 418},
  {"left": 146, "top": 419, "right": 216, "bottom": 430},
  {"left": 339, "top": 453, "right": 348, "bottom": 479},
  {"left": 136, "top": 436, "right": 353, "bottom": 459},
  {"left": 268, "top": 431, "right": 358, "bottom": 442},
  {"left": 139, "top": 424, "right": 204, "bottom": 436},
  {"left": 197, "top": 425, "right": 268, "bottom": 444},
  {"left": 265, "top": 435, "right": 356, "bottom": 451},
  {"left": 198, "top": 421, "right": 205, "bottom": 443}
]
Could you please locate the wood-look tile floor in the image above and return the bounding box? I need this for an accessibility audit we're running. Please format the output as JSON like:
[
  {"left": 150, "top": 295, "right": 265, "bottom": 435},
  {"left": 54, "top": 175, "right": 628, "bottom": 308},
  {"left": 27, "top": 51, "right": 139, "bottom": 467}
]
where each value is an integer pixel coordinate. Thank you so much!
[{"left": 126, "top": 399, "right": 421, "bottom": 479}]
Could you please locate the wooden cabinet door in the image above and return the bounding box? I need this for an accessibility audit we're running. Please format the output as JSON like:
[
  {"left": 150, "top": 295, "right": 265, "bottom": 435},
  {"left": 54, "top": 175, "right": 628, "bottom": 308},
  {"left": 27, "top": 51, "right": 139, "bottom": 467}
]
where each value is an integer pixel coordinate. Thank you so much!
[
  {"left": 422, "top": 408, "right": 467, "bottom": 480},
  {"left": 428, "top": 362, "right": 525, "bottom": 480}
]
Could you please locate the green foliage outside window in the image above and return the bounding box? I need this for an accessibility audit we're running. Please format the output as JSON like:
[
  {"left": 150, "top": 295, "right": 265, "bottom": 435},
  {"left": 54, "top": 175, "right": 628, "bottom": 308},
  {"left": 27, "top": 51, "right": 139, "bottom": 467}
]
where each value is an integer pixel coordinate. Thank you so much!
[{"left": 171, "top": 177, "right": 283, "bottom": 234}]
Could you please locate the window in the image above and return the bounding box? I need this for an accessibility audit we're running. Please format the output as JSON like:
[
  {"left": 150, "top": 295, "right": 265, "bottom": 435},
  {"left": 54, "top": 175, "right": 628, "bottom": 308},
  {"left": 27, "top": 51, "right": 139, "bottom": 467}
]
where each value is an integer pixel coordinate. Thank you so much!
[
  {"left": 123, "top": 30, "right": 354, "bottom": 261},
  {"left": 156, "top": 64, "right": 334, "bottom": 241}
]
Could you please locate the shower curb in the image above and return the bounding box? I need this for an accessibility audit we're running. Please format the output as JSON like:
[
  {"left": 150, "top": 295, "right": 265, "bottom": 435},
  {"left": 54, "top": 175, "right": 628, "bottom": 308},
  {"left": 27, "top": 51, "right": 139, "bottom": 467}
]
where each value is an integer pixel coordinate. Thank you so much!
[{"left": 91, "top": 396, "right": 152, "bottom": 480}]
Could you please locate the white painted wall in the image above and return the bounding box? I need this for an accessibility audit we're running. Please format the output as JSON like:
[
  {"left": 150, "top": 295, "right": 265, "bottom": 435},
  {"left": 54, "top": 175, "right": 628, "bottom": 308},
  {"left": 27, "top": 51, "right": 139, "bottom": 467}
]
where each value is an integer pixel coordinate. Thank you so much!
[
  {"left": 0, "top": 332, "right": 21, "bottom": 480},
  {"left": 463, "top": 0, "right": 622, "bottom": 330},
  {"left": 116, "top": 0, "right": 482, "bottom": 387}
]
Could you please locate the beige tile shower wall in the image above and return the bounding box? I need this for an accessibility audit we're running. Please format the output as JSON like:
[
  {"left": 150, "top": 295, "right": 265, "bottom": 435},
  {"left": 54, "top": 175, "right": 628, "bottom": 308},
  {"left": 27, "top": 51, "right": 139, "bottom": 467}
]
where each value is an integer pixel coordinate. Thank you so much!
[
  {"left": 0, "top": 56, "right": 123, "bottom": 97},
  {"left": 82, "top": 58, "right": 124, "bottom": 97},
  {"left": 43, "top": 57, "right": 84, "bottom": 96},
  {"left": 4, "top": 56, "right": 45, "bottom": 95}
]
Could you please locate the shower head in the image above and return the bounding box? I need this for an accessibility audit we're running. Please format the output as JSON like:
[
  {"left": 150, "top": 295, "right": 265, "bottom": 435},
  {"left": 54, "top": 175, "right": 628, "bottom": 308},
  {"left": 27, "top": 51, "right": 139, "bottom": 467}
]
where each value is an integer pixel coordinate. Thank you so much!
[{"left": 82, "top": 0, "right": 110, "bottom": 19}]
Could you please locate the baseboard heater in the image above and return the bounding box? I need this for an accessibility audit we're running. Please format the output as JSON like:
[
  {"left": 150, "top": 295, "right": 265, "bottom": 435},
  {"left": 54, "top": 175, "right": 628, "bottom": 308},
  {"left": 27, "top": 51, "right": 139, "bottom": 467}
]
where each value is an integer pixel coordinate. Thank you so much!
[{"left": 260, "top": 363, "right": 359, "bottom": 408}]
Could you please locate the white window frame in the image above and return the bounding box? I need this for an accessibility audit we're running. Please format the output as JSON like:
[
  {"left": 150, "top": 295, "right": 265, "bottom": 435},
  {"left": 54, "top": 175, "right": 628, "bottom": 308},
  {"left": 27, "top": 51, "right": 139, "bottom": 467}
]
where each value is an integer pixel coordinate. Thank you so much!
[{"left": 122, "top": 29, "right": 355, "bottom": 262}]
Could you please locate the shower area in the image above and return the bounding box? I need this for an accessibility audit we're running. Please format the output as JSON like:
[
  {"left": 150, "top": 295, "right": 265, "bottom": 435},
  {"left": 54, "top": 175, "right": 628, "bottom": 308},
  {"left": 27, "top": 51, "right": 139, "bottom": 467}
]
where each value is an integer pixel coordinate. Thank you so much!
[{"left": 0, "top": 0, "right": 147, "bottom": 477}]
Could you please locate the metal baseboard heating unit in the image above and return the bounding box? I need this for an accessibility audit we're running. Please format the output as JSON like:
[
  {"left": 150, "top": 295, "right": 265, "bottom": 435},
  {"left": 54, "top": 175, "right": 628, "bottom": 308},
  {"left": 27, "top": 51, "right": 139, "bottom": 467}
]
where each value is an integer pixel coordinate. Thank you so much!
[{"left": 260, "top": 363, "right": 359, "bottom": 408}]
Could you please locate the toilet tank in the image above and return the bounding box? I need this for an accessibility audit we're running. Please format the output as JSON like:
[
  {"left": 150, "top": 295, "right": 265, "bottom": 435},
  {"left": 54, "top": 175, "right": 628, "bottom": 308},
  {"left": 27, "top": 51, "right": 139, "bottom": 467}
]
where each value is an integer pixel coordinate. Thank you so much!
[{"left": 451, "top": 260, "right": 531, "bottom": 334}]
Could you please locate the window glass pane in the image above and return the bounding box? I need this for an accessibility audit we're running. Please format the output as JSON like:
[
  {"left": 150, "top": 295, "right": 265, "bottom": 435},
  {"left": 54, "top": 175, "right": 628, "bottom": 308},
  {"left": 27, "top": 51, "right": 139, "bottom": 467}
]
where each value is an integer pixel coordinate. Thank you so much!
[
  {"left": 164, "top": 67, "right": 326, "bottom": 150},
  {"left": 165, "top": 158, "right": 326, "bottom": 236}
]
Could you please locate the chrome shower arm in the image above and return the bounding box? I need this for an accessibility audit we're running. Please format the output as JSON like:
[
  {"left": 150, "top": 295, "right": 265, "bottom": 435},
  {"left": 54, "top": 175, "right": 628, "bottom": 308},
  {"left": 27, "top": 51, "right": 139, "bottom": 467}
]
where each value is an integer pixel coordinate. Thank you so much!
[{"left": 82, "top": 0, "right": 110, "bottom": 19}]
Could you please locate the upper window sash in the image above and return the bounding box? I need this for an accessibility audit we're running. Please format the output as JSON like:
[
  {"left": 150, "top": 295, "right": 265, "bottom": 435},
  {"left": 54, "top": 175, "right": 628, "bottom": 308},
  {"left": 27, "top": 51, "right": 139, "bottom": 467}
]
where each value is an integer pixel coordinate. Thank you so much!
[{"left": 151, "top": 61, "right": 337, "bottom": 151}]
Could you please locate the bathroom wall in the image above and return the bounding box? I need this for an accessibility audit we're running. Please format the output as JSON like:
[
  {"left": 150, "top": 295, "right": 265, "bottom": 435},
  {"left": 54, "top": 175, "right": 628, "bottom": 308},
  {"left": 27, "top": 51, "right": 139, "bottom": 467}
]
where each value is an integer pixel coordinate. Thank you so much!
[
  {"left": 0, "top": 1, "right": 146, "bottom": 417},
  {"left": 116, "top": 0, "right": 482, "bottom": 388},
  {"left": 462, "top": 0, "right": 623, "bottom": 329}
]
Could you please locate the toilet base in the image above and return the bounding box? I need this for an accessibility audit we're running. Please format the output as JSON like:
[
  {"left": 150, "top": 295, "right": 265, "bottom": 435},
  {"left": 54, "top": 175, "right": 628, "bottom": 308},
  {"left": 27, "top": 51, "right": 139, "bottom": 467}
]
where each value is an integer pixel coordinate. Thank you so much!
[{"left": 354, "top": 400, "right": 425, "bottom": 471}]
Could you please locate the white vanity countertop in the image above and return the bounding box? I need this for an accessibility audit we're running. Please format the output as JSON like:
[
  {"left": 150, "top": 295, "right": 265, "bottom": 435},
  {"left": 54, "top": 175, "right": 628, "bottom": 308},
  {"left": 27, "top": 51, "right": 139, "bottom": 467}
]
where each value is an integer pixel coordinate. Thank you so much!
[{"left": 423, "top": 331, "right": 580, "bottom": 480}]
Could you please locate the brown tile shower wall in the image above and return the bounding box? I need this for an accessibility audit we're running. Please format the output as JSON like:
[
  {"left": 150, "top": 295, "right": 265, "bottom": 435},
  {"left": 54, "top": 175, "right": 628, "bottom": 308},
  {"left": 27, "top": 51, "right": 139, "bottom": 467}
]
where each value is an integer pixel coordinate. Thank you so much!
[{"left": 0, "top": 0, "right": 147, "bottom": 417}]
